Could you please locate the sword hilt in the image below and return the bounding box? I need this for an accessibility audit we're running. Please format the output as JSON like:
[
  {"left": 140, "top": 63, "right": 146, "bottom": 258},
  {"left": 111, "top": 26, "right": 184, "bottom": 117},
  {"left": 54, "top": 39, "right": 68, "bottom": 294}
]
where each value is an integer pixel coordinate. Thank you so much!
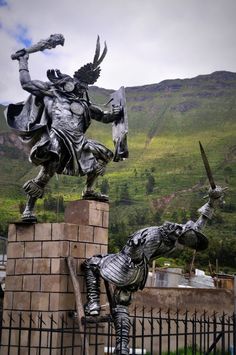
[{"left": 207, "top": 186, "right": 227, "bottom": 208}]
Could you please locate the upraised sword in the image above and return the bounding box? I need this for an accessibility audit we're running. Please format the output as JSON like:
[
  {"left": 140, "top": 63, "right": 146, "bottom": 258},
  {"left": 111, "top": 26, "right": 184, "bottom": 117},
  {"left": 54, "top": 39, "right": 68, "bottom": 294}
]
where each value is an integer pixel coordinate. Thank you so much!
[
  {"left": 11, "top": 33, "right": 65, "bottom": 60},
  {"left": 199, "top": 141, "right": 216, "bottom": 189}
]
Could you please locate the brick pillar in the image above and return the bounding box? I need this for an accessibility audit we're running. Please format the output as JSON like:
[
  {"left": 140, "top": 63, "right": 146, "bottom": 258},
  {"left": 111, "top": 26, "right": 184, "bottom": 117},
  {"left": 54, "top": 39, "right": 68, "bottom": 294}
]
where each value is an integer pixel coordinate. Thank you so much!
[{"left": 2, "top": 200, "right": 109, "bottom": 354}]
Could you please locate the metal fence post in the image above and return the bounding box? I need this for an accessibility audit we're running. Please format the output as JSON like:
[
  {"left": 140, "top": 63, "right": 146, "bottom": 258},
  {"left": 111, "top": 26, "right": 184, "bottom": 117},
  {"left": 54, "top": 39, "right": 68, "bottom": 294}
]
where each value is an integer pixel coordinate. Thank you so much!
[{"left": 233, "top": 275, "right": 236, "bottom": 355}]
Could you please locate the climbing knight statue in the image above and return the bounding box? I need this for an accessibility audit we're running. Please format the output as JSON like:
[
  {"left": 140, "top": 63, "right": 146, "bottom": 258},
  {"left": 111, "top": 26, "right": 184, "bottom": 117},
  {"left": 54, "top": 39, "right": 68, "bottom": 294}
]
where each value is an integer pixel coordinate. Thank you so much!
[
  {"left": 73, "top": 143, "right": 226, "bottom": 355},
  {"left": 5, "top": 34, "right": 128, "bottom": 222}
]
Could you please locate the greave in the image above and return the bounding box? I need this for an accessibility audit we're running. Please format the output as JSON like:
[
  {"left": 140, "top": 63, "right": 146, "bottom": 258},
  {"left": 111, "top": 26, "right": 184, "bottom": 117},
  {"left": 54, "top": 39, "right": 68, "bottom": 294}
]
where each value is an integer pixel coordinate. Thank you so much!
[
  {"left": 83, "top": 260, "right": 101, "bottom": 315},
  {"left": 23, "top": 166, "right": 53, "bottom": 199},
  {"left": 23, "top": 179, "right": 44, "bottom": 199},
  {"left": 112, "top": 305, "right": 130, "bottom": 355},
  {"left": 85, "top": 161, "right": 106, "bottom": 192}
]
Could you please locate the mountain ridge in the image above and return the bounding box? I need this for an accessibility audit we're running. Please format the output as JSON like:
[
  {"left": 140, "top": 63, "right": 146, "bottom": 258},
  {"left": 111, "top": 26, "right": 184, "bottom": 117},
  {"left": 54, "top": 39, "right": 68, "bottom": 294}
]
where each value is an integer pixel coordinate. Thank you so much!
[
  {"left": 1, "top": 69, "right": 235, "bottom": 169},
  {"left": 125, "top": 70, "right": 236, "bottom": 91},
  {"left": 0, "top": 70, "right": 235, "bottom": 271}
]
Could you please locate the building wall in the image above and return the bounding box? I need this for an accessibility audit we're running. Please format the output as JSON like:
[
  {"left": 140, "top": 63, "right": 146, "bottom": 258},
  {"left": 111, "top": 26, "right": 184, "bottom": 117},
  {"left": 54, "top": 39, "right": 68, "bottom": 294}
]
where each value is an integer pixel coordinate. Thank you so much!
[{"left": 133, "top": 287, "right": 234, "bottom": 314}]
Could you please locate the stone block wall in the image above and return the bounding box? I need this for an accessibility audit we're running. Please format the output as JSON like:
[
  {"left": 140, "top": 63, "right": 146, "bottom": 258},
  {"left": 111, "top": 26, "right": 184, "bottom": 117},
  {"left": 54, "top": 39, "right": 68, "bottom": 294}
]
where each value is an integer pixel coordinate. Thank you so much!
[{"left": 2, "top": 200, "right": 109, "bottom": 354}]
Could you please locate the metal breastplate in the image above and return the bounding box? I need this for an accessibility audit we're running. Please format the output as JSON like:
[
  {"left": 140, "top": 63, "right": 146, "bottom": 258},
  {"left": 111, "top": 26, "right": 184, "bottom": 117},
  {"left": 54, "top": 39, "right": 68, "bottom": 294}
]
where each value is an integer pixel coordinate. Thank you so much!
[
  {"left": 51, "top": 99, "right": 85, "bottom": 131},
  {"left": 70, "top": 102, "right": 84, "bottom": 115}
]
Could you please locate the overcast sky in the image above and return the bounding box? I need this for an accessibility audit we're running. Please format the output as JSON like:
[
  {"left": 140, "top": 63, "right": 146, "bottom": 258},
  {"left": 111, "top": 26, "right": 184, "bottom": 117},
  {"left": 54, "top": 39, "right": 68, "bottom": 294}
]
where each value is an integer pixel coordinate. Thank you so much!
[{"left": 0, "top": 0, "right": 236, "bottom": 103}]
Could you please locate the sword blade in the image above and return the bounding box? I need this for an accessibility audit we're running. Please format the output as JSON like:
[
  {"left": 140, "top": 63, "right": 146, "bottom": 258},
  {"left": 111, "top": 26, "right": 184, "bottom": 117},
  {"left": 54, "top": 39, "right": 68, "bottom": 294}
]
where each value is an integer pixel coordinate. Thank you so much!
[{"left": 199, "top": 141, "right": 216, "bottom": 189}]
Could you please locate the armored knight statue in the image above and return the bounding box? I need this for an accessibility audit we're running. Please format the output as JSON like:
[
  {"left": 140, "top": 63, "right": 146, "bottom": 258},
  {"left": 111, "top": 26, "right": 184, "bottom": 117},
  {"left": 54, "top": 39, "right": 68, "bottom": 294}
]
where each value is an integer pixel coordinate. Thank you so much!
[
  {"left": 5, "top": 34, "right": 123, "bottom": 222},
  {"left": 82, "top": 181, "right": 225, "bottom": 355}
]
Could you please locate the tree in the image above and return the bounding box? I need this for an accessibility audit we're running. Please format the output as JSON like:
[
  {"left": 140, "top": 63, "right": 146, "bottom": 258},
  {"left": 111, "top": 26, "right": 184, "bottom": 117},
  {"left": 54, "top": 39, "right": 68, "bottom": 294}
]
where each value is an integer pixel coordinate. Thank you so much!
[
  {"left": 146, "top": 174, "right": 155, "bottom": 194},
  {"left": 179, "top": 208, "right": 188, "bottom": 224},
  {"left": 100, "top": 179, "right": 109, "bottom": 195},
  {"left": 119, "top": 183, "right": 131, "bottom": 203},
  {"left": 43, "top": 194, "right": 64, "bottom": 212},
  {"left": 133, "top": 168, "right": 137, "bottom": 177},
  {"left": 57, "top": 196, "right": 65, "bottom": 213},
  {"left": 19, "top": 201, "right": 25, "bottom": 214}
]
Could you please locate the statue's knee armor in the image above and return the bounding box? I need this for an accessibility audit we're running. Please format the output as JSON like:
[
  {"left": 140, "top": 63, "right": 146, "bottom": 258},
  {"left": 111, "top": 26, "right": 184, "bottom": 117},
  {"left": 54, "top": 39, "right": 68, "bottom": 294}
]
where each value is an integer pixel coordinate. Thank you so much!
[
  {"left": 82, "top": 256, "right": 102, "bottom": 272},
  {"left": 23, "top": 164, "right": 57, "bottom": 199},
  {"left": 23, "top": 179, "right": 44, "bottom": 199},
  {"left": 94, "top": 161, "right": 107, "bottom": 177},
  {"left": 114, "top": 288, "right": 132, "bottom": 307}
]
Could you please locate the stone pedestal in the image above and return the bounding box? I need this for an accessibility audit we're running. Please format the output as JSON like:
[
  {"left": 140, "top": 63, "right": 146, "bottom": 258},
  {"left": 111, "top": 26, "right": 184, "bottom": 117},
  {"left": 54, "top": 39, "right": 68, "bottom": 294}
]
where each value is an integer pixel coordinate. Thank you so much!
[{"left": 2, "top": 200, "right": 109, "bottom": 354}]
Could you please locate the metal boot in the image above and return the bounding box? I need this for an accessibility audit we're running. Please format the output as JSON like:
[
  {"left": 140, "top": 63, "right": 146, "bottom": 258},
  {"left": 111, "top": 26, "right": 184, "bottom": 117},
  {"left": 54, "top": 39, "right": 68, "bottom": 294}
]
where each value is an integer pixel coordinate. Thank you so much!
[
  {"left": 83, "top": 259, "right": 101, "bottom": 316},
  {"left": 112, "top": 305, "right": 130, "bottom": 355}
]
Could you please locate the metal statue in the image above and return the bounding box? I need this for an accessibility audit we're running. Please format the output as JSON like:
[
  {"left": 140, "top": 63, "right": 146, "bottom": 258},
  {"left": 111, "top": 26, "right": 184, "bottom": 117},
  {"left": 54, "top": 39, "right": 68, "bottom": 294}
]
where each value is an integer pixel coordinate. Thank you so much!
[
  {"left": 82, "top": 143, "right": 226, "bottom": 355},
  {"left": 5, "top": 34, "right": 125, "bottom": 222}
]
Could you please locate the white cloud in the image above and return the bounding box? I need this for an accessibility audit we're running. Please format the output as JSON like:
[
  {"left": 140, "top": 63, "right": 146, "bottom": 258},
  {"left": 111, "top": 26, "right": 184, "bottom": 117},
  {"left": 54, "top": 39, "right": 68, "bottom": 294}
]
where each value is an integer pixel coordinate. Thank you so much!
[{"left": 0, "top": 0, "right": 236, "bottom": 103}]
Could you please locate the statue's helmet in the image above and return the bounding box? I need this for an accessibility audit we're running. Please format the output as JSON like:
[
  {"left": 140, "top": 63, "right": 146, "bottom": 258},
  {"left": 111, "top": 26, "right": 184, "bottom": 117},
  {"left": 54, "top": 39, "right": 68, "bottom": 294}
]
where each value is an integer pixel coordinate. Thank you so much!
[
  {"left": 177, "top": 221, "right": 208, "bottom": 251},
  {"left": 46, "top": 36, "right": 107, "bottom": 90},
  {"left": 46, "top": 69, "right": 75, "bottom": 89},
  {"left": 47, "top": 69, "right": 72, "bottom": 84},
  {"left": 46, "top": 69, "right": 87, "bottom": 95}
]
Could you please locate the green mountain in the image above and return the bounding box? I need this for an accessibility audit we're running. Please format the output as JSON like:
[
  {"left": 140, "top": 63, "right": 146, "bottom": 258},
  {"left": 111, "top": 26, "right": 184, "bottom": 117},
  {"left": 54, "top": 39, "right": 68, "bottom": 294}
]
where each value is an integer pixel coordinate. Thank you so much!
[{"left": 0, "top": 71, "right": 236, "bottom": 271}]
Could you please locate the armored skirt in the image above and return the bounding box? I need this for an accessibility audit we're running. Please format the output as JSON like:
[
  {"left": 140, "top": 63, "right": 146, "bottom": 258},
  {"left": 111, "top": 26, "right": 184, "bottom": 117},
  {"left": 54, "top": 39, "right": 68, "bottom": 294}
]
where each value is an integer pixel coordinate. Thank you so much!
[{"left": 5, "top": 94, "right": 112, "bottom": 176}]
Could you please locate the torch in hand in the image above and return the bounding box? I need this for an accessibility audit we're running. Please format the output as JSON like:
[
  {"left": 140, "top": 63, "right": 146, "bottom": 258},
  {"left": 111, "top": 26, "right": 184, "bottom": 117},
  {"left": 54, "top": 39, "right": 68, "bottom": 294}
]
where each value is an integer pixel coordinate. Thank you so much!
[{"left": 11, "top": 33, "right": 65, "bottom": 60}]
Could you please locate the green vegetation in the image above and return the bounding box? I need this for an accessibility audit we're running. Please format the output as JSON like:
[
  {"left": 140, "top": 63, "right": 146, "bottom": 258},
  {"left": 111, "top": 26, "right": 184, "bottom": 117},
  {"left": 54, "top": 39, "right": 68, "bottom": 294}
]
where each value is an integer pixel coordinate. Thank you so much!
[
  {"left": 0, "top": 71, "right": 236, "bottom": 272},
  {"left": 160, "top": 347, "right": 230, "bottom": 355}
]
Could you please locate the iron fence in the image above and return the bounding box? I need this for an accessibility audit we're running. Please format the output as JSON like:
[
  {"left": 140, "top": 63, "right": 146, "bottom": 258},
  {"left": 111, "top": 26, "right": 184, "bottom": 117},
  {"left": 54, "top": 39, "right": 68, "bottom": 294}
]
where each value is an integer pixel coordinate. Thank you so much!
[{"left": 0, "top": 308, "right": 235, "bottom": 354}]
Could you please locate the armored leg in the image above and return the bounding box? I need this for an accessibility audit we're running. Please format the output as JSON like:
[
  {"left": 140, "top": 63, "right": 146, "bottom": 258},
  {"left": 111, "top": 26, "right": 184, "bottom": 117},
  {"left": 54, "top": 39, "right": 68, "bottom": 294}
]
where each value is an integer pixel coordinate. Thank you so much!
[
  {"left": 82, "top": 257, "right": 102, "bottom": 316},
  {"left": 22, "top": 196, "right": 38, "bottom": 223},
  {"left": 82, "top": 140, "right": 113, "bottom": 201},
  {"left": 82, "top": 161, "right": 109, "bottom": 201},
  {"left": 112, "top": 288, "right": 132, "bottom": 355},
  {"left": 22, "top": 162, "right": 58, "bottom": 222}
]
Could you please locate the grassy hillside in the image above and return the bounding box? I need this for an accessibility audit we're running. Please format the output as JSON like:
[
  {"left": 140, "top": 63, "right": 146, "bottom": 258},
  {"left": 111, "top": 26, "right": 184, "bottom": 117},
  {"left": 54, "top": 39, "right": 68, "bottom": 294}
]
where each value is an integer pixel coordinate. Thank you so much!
[{"left": 0, "top": 71, "right": 236, "bottom": 272}]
